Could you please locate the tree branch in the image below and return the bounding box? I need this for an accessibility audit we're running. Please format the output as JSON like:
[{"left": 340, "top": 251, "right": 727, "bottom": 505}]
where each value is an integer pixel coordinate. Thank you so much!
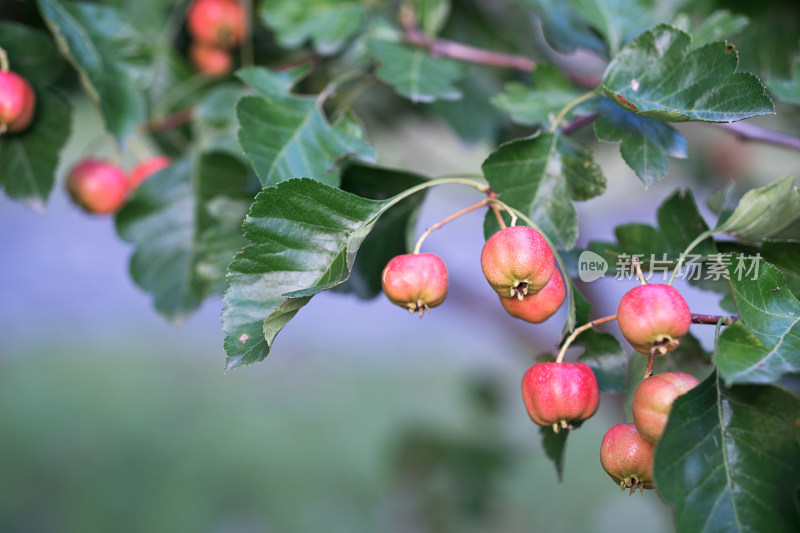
[
  {"left": 716, "top": 121, "right": 800, "bottom": 152},
  {"left": 691, "top": 314, "right": 738, "bottom": 326}
]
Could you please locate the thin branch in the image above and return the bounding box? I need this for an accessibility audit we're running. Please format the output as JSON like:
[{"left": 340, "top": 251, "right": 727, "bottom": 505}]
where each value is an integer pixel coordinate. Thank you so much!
[
  {"left": 562, "top": 113, "right": 599, "bottom": 135},
  {"left": 716, "top": 121, "right": 800, "bottom": 152},
  {"left": 691, "top": 314, "right": 738, "bottom": 326},
  {"left": 141, "top": 108, "right": 195, "bottom": 133}
]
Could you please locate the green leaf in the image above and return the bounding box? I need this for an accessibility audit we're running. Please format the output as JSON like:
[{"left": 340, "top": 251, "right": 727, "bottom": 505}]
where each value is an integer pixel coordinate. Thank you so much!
[
  {"left": 539, "top": 422, "right": 582, "bottom": 483},
  {"left": 414, "top": 0, "right": 451, "bottom": 36},
  {"left": 259, "top": 0, "right": 365, "bottom": 55},
  {"left": 601, "top": 25, "right": 774, "bottom": 122},
  {"left": 236, "top": 67, "right": 375, "bottom": 188},
  {"left": 714, "top": 176, "right": 800, "bottom": 242},
  {"left": 576, "top": 331, "right": 628, "bottom": 393},
  {"left": 767, "top": 61, "right": 800, "bottom": 106},
  {"left": 0, "top": 21, "right": 65, "bottom": 86},
  {"left": 655, "top": 374, "right": 800, "bottom": 533},
  {"left": 38, "top": 0, "right": 148, "bottom": 142},
  {"left": 511, "top": 0, "right": 606, "bottom": 56},
  {"left": 691, "top": 10, "right": 749, "bottom": 50},
  {"left": 367, "top": 39, "right": 467, "bottom": 103},
  {"left": 0, "top": 90, "right": 71, "bottom": 209},
  {"left": 116, "top": 153, "right": 254, "bottom": 322},
  {"left": 429, "top": 72, "right": 505, "bottom": 142},
  {"left": 593, "top": 98, "right": 687, "bottom": 187},
  {"left": 559, "top": 137, "right": 607, "bottom": 201},
  {"left": 335, "top": 163, "right": 428, "bottom": 298},
  {"left": 491, "top": 65, "right": 581, "bottom": 128},
  {"left": 222, "top": 178, "right": 416, "bottom": 370},
  {"left": 481, "top": 133, "right": 578, "bottom": 250},
  {"left": 715, "top": 258, "right": 800, "bottom": 385},
  {"left": 568, "top": 0, "right": 662, "bottom": 56}
]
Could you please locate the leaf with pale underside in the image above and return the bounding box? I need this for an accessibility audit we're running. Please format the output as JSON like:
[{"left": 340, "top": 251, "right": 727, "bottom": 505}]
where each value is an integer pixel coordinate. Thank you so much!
[
  {"left": 601, "top": 24, "right": 773, "bottom": 123},
  {"left": 367, "top": 39, "right": 467, "bottom": 103},
  {"left": 714, "top": 176, "right": 800, "bottom": 242},
  {"left": 492, "top": 65, "right": 581, "bottom": 128},
  {"left": 236, "top": 67, "right": 375, "bottom": 188},
  {"left": 38, "top": 0, "right": 147, "bottom": 142},
  {"left": 768, "top": 61, "right": 800, "bottom": 106},
  {"left": 690, "top": 10, "right": 749, "bottom": 50},
  {"left": 259, "top": 0, "right": 365, "bottom": 55}
]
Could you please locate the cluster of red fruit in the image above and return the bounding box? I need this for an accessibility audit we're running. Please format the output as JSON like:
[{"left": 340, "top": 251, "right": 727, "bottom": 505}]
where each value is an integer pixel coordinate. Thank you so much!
[
  {"left": 0, "top": 56, "right": 36, "bottom": 136},
  {"left": 382, "top": 222, "right": 701, "bottom": 494},
  {"left": 187, "top": 0, "right": 247, "bottom": 77},
  {"left": 66, "top": 156, "right": 171, "bottom": 215},
  {"left": 382, "top": 225, "right": 565, "bottom": 322}
]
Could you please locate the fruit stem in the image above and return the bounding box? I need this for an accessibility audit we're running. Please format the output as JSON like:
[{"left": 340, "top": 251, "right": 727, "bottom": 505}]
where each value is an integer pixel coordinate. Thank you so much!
[
  {"left": 692, "top": 314, "right": 738, "bottom": 325},
  {"left": 555, "top": 314, "right": 618, "bottom": 363},
  {"left": 548, "top": 90, "right": 598, "bottom": 134},
  {"left": 413, "top": 197, "right": 490, "bottom": 254},
  {"left": 668, "top": 229, "right": 715, "bottom": 286},
  {"left": 633, "top": 256, "right": 647, "bottom": 285},
  {"left": 0, "top": 47, "right": 8, "bottom": 72},
  {"left": 643, "top": 352, "right": 656, "bottom": 380}
]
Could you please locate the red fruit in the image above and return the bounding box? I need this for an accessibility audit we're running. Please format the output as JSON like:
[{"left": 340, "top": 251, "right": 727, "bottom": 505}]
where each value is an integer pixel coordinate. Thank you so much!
[
  {"left": 382, "top": 253, "right": 448, "bottom": 316},
  {"left": 187, "top": 0, "right": 247, "bottom": 49},
  {"left": 480, "top": 226, "right": 554, "bottom": 300},
  {"left": 189, "top": 42, "right": 233, "bottom": 77},
  {"left": 521, "top": 361, "right": 599, "bottom": 433},
  {"left": 616, "top": 284, "right": 691, "bottom": 355},
  {"left": 66, "top": 159, "right": 129, "bottom": 215},
  {"left": 0, "top": 70, "right": 36, "bottom": 134},
  {"left": 500, "top": 268, "right": 565, "bottom": 323},
  {"left": 129, "top": 156, "right": 172, "bottom": 189},
  {"left": 600, "top": 423, "right": 655, "bottom": 494},
  {"left": 632, "top": 372, "right": 700, "bottom": 444}
]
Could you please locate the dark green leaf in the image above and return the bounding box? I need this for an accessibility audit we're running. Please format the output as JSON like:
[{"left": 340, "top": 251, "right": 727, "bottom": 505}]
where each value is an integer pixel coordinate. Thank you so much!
[
  {"left": 368, "top": 39, "right": 467, "bottom": 103},
  {"left": 539, "top": 422, "right": 582, "bottom": 483},
  {"left": 511, "top": 0, "right": 606, "bottom": 56},
  {"left": 655, "top": 374, "right": 800, "bottom": 533},
  {"left": 593, "top": 98, "right": 687, "bottom": 187},
  {"left": 491, "top": 65, "right": 581, "bottom": 128},
  {"left": 568, "top": 0, "right": 666, "bottom": 56},
  {"left": 691, "top": 10, "right": 749, "bottom": 50},
  {"left": 336, "top": 163, "right": 428, "bottom": 298},
  {"left": 0, "top": 90, "right": 71, "bottom": 209},
  {"left": 714, "top": 258, "right": 800, "bottom": 385},
  {"left": 258, "top": 0, "right": 365, "bottom": 55},
  {"left": 559, "top": 137, "right": 607, "bottom": 201},
  {"left": 414, "top": 0, "right": 451, "bottom": 36},
  {"left": 116, "top": 153, "right": 254, "bottom": 322},
  {"left": 236, "top": 67, "right": 375, "bottom": 187},
  {"left": 482, "top": 133, "right": 578, "bottom": 250},
  {"left": 575, "top": 331, "right": 628, "bottom": 393},
  {"left": 429, "top": 72, "right": 505, "bottom": 142},
  {"left": 38, "top": 0, "right": 148, "bottom": 142},
  {"left": 0, "top": 20, "right": 64, "bottom": 86},
  {"left": 714, "top": 176, "right": 800, "bottom": 242},
  {"left": 222, "top": 178, "right": 416, "bottom": 370},
  {"left": 601, "top": 25, "right": 774, "bottom": 122},
  {"left": 767, "top": 60, "right": 800, "bottom": 106}
]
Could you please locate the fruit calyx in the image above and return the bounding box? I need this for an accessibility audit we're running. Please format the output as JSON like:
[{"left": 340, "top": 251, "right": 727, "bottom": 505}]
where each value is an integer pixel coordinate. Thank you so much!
[{"left": 381, "top": 253, "right": 448, "bottom": 317}]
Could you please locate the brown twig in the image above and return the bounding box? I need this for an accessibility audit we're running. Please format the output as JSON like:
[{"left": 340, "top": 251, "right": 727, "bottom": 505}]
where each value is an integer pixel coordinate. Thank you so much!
[
  {"left": 716, "top": 121, "right": 800, "bottom": 152},
  {"left": 141, "top": 109, "right": 195, "bottom": 133},
  {"left": 691, "top": 314, "right": 738, "bottom": 325},
  {"left": 562, "top": 113, "right": 600, "bottom": 135}
]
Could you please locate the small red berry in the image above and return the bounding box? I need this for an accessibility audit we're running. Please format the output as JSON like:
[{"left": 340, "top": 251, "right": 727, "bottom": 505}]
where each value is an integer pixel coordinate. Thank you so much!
[
  {"left": 632, "top": 372, "right": 700, "bottom": 444},
  {"left": 66, "top": 159, "right": 129, "bottom": 215},
  {"left": 521, "top": 361, "right": 599, "bottom": 433},
  {"left": 189, "top": 42, "right": 233, "bottom": 77},
  {"left": 500, "top": 268, "right": 565, "bottom": 323},
  {"left": 0, "top": 70, "right": 36, "bottom": 134},
  {"left": 128, "top": 156, "right": 172, "bottom": 189},
  {"left": 381, "top": 253, "right": 448, "bottom": 316},
  {"left": 187, "top": 0, "right": 247, "bottom": 49},
  {"left": 480, "top": 226, "right": 554, "bottom": 300},
  {"left": 600, "top": 423, "right": 655, "bottom": 494},
  {"left": 616, "top": 284, "right": 691, "bottom": 355}
]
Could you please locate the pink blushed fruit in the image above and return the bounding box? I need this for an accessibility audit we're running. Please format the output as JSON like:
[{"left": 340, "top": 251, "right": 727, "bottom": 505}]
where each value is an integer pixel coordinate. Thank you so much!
[
  {"left": 481, "top": 226, "right": 554, "bottom": 300},
  {"left": 600, "top": 423, "right": 655, "bottom": 494},
  {"left": 617, "top": 284, "right": 691, "bottom": 355},
  {"left": 632, "top": 372, "right": 700, "bottom": 444},
  {"left": 187, "top": 0, "right": 247, "bottom": 49},
  {"left": 128, "top": 156, "right": 172, "bottom": 189},
  {"left": 189, "top": 42, "right": 233, "bottom": 77},
  {"left": 66, "top": 159, "right": 129, "bottom": 215},
  {"left": 521, "top": 361, "right": 599, "bottom": 433},
  {"left": 500, "top": 268, "right": 565, "bottom": 323},
  {"left": 381, "top": 253, "right": 448, "bottom": 316},
  {"left": 0, "top": 70, "right": 36, "bottom": 134}
]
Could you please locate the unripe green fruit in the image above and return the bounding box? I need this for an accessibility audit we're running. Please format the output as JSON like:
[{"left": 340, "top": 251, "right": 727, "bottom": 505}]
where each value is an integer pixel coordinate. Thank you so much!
[
  {"left": 481, "top": 226, "right": 554, "bottom": 300},
  {"left": 600, "top": 423, "right": 655, "bottom": 494},
  {"left": 632, "top": 372, "right": 700, "bottom": 444},
  {"left": 521, "top": 361, "right": 599, "bottom": 433},
  {"left": 500, "top": 268, "right": 565, "bottom": 323},
  {"left": 66, "top": 159, "right": 128, "bottom": 215},
  {"left": 617, "top": 284, "right": 691, "bottom": 355},
  {"left": 0, "top": 70, "right": 36, "bottom": 134},
  {"left": 382, "top": 253, "right": 448, "bottom": 316}
]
